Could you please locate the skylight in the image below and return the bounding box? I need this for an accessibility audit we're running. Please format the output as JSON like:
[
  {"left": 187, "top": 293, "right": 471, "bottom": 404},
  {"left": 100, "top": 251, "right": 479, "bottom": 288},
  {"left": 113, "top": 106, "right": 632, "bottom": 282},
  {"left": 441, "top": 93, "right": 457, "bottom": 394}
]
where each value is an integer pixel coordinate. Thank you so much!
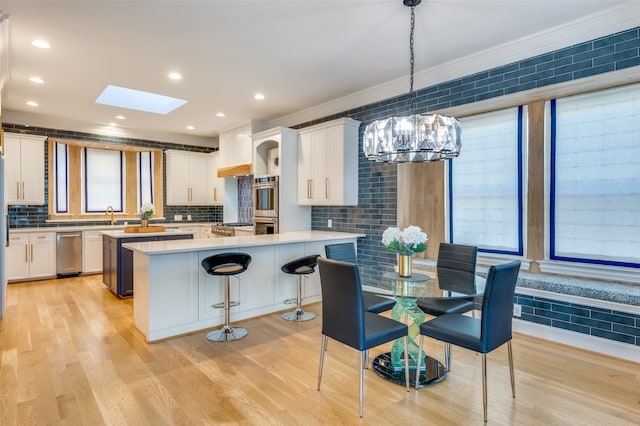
[{"left": 95, "top": 85, "right": 187, "bottom": 114}]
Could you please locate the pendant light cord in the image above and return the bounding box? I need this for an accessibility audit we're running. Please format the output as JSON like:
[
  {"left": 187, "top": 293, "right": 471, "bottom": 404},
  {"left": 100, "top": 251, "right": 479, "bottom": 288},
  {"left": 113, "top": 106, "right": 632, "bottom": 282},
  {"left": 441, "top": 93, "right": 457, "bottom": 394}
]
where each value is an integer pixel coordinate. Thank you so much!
[{"left": 408, "top": 5, "right": 416, "bottom": 116}]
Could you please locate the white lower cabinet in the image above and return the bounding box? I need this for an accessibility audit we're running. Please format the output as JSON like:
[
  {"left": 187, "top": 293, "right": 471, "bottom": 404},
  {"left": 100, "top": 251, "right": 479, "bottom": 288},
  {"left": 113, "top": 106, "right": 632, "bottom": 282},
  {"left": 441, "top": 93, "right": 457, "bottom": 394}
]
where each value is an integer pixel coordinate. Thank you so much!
[
  {"left": 82, "top": 230, "right": 103, "bottom": 274},
  {"left": 7, "top": 232, "right": 56, "bottom": 281}
]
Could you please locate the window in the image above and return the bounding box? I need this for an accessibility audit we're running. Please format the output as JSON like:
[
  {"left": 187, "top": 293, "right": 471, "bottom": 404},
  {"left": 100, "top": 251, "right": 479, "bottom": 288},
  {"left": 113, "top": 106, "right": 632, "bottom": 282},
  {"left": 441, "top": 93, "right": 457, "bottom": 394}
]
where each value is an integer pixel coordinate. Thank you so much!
[
  {"left": 55, "top": 142, "right": 69, "bottom": 213},
  {"left": 48, "top": 139, "right": 163, "bottom": 220},
  {"left": 449, "top": 106, "right": 525, "bottom": 255},
  {"left": 84, "top": 148, "right": 124, "bottom": 212},
  {"left": 137, "top": 151, "right": 154, "bottom": 210},
  {"left": 550, "top": 86, "right": 640, "bottom": 268}
]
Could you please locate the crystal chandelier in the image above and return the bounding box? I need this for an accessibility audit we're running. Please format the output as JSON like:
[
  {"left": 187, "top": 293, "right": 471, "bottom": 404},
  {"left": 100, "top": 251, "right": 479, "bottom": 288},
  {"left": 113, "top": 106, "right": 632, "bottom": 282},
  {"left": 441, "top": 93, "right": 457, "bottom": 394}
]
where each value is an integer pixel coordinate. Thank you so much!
[{"left": 363, "top": 0, "right": 462, "bottom": 163}]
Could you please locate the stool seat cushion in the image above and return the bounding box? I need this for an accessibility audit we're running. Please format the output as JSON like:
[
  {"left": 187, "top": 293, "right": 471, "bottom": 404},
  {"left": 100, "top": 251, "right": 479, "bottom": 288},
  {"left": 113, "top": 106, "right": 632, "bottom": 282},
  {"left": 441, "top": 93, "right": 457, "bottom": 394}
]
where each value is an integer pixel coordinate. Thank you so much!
[
  {"left": 281, "top": 254, "right": 321, "bottom": 275},
  {"left": 202, "top": 252, "right": 251, "bottom": 276}
]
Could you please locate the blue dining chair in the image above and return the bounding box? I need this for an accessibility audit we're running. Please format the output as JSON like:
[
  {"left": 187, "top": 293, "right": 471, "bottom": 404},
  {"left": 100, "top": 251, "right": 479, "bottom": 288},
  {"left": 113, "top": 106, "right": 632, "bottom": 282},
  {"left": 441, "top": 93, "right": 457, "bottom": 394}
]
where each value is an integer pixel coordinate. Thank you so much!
[
  {"left": 415, "top": 260, "right": 521, "bottom": 422},
  {"left": 316, "top": 257, "right": 410, "bottom": 418},
  {"left": 416, "top": 242, "right": 478, "bottom": 317},
  {"left": 324, "top": 242, "right": 396, "bottom": 314}
]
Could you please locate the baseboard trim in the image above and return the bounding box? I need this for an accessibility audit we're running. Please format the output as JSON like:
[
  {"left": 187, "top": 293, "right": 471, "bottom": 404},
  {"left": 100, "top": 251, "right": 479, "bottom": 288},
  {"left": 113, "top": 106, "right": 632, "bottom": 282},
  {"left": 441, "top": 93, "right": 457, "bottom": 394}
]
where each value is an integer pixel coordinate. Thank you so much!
[{"left": 513, "top": 318, "right": 640, "bottom": 363}]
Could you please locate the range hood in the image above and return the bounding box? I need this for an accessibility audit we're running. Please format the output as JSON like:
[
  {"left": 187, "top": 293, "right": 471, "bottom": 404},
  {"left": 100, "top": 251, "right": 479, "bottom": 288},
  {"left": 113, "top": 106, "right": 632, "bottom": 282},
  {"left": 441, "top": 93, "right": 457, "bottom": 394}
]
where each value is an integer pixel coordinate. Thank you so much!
[{"left": 217, "top": 163, "right": 252, "bottom": 178}]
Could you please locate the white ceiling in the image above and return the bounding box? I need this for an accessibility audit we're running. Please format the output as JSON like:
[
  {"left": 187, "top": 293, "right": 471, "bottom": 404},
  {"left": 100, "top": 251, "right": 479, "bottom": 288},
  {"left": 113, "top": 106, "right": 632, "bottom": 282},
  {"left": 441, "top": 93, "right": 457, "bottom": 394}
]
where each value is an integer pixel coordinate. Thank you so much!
[{"left": 0, "top": 0, "right": 636, "bottom": 145}]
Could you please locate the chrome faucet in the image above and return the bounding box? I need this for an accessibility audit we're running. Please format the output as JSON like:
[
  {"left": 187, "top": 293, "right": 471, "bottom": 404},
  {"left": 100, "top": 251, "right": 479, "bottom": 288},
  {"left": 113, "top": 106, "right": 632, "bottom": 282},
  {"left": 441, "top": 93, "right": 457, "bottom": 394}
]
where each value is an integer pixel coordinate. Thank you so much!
[{"left": 106, "top": 205, "right": 115, "bottom": 226}]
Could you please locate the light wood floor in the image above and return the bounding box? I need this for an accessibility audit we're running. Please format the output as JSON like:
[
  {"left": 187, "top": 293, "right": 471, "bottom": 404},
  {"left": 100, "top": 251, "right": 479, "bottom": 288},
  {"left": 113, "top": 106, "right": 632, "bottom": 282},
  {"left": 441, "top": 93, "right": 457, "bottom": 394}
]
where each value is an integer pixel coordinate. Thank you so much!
[{"left": 1, "top": 274, "right": 639, "bottom": 425}]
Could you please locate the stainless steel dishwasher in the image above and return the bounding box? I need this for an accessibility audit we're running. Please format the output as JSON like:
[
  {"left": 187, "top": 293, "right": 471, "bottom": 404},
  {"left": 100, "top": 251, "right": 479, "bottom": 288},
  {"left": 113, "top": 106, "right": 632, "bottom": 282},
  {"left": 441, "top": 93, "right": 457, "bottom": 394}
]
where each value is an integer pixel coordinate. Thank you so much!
[{"left": 56, "top": 232, "right": 83, "bottom": 276}]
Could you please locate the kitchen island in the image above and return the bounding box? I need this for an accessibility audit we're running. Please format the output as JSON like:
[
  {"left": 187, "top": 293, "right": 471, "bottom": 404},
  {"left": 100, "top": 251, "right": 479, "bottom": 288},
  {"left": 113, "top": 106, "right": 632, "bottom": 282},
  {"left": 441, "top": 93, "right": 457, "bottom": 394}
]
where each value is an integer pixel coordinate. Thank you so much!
[{"left": 123, "top": 231, "right": 364, "bottom": 342}]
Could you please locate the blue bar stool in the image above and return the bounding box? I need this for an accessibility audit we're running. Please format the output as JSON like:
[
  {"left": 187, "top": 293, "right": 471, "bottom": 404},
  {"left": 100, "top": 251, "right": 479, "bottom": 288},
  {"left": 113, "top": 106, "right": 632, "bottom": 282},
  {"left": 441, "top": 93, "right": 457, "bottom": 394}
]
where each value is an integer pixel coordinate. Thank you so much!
[
  {"left": 201, "top": 252, "right": 252, "bottom": 341},
  {"left": 281, "top": 254, "right": 321, "bottom": 321}
]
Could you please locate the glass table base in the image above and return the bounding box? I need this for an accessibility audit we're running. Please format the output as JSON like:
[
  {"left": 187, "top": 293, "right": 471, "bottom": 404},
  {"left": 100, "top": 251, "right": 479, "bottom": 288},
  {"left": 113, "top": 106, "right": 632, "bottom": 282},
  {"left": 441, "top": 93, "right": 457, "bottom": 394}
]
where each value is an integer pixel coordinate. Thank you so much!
[{"left": 372, "top": 352, "right": 446, "bottom": 387}]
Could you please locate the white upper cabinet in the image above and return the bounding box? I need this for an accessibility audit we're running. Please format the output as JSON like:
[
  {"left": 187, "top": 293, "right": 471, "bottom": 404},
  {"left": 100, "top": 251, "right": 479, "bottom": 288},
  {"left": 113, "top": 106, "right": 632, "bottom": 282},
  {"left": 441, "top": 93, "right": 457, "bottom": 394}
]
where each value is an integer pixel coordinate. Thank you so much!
[
  {"left": 166, "top": 150, "right": 217, "bottom": 205},
  {"left": 218, "top": 123, "right": 253, "bottom": 169},
  {"left": 4, "top": 133, "right": 45, "bottom": 205},
  {"left": 297, "top": 118, "right": 360, "bottom": 206},
  {"left": 208, "top": 151, "right": 224, "bottom": 205}
]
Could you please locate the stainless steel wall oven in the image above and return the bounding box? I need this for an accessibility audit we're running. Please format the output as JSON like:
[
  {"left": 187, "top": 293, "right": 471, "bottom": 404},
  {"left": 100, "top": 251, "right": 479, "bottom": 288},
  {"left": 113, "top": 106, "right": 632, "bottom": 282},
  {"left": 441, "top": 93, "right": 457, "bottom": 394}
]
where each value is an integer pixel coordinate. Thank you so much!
[{"left": 253, "top": 176, "right": 279, "bottom": 218}]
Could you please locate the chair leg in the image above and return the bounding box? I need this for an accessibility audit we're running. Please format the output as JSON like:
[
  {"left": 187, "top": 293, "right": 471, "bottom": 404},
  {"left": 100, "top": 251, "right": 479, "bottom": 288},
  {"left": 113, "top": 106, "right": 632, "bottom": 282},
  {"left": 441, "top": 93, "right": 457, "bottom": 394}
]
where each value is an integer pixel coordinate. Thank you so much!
[
  {"left": 482, "top": 353, "right": 488, "bottom": 422},
  {"left": 415, "top": 335, "right": 424, "bottom": 389},
  {"left": 317, "top": 335, "right": 327, "bottom": 391},
  {"left": 364, "top": 349, "right": 369, "bottom": 369},
  {"left": 444, "top": 343, "right": 451, "bottom": 372},
  {"left": 404, "top": 336, "right": 410, "bottom": 392},
  {"left": 359, "top": 350, "right": 365, "bottom": 418},
  {"left": 508, "top": 340, "right": 516, "bottom": 398}
]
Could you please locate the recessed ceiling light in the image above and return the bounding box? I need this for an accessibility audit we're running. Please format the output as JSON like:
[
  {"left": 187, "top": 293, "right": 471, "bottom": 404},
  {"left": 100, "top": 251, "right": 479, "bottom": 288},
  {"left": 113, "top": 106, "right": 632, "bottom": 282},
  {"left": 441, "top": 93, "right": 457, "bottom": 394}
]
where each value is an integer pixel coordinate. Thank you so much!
[
  {"left": 169, "top": 72, "right": 182, "bottom": 80},
  {"left": 32, "top": 39, "right": 50, "bottom": 49},
  {"left": 109, "top": 122, "right": 117, "bottom": 127},
  {"left": 186, "top": 125, "right": 195, "bottom": 130},
  {"left": 26, "top": 101, "right": 38, "bottom": 107},
  {"left": 30, "top": 77, "right": 44, "bottom": 84},
  {"left": 254, "top": 93, "right": 265, "bottom": 100},
  {"left": 216, "top": 112, "right": 225, "bottom": 118},
  {"left": 115, "top": 115, "right": 125, "bottom": 120},
  {"left": 95, "top": 85, "right": 187, "bottom": 114}
]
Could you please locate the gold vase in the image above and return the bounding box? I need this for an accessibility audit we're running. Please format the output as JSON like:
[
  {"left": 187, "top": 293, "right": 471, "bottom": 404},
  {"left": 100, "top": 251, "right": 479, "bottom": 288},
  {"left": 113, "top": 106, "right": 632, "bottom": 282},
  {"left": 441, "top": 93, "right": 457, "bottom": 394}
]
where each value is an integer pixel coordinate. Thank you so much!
[
  {"left": 141, "top": 218, "right": 149, "bottom": 227},
  {"left": 398, "top": 254, "right": 412, "bottom": 278}
]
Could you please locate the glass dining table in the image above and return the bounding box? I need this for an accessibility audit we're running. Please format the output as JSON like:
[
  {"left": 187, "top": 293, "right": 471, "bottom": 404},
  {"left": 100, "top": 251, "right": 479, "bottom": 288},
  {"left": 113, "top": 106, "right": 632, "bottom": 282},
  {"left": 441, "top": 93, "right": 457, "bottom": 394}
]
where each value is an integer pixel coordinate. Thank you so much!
[{"left": 371, "top": 269, "right": 486, "bottom": 387}]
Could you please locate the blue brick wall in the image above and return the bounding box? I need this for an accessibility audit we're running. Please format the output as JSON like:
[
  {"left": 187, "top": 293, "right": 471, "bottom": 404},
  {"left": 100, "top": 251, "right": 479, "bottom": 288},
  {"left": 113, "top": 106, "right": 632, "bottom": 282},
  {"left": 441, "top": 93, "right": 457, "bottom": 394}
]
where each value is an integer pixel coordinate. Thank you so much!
[
  {"left": 515, "top": 293, "right": 640, "bottom": 346},
  {"left": 302, "top": 26, "right": 640, "bottom": 290},
  {"left": 2, "top": 123, "right": 223, "bottom": 228}
]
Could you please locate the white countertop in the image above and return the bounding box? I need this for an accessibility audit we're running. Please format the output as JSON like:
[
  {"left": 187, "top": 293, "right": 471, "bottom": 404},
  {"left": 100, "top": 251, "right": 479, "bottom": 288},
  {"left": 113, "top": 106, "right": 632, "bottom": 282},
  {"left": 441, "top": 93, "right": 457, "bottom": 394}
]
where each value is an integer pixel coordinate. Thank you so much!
[
  {"left": 101, "top": 229, "right": 195, "bottom": 239},
  {"left": 123, "top": 231, "right": 365, "bottom": 255}
]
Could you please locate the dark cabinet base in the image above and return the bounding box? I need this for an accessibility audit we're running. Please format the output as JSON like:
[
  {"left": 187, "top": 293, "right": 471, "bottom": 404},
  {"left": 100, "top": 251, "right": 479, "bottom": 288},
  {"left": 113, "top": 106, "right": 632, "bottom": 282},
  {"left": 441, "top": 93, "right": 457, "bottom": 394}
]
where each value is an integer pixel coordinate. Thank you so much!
[{"left": 103, "top": 233, "right": 194, "bottom": 298}]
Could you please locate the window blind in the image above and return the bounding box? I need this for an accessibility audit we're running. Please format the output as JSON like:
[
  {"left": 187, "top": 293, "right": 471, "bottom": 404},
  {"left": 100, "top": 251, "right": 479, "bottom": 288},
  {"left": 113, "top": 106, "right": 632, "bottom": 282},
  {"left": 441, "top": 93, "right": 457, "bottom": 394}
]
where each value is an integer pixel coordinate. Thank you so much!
[
  {"left": 137, "top": 151, "right": 154, "bottom": 209},
  {"left": 450, "top": 107, "right": 524, "bottom": 254},
  {"left": 55, "top": 142, "right": 69, "bottom": 213},
  {"left": 84, "top": 148, "right": 124, "bottom": 212},
  {"left": 551, "top": 85, "right": 640, "bottom": 267}
]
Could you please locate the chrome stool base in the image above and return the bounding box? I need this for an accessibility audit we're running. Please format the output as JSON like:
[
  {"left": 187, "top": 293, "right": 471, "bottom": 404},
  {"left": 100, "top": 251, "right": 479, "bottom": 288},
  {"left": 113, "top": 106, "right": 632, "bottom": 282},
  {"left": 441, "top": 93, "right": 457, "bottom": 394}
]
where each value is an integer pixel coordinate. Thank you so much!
[
  {"left": 207, "top": 326, "right": 248, "bottom": 342},
  {"left": 282, "top": 309, "right": 316, "bottom": 322}
]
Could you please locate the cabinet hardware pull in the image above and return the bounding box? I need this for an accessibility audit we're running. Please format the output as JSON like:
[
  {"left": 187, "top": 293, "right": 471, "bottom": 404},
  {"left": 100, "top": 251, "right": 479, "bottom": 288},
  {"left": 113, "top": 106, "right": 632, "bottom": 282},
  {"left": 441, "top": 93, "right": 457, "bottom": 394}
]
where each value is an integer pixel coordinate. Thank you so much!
[
  {"left": 22, "top": 182, "right": 25, "bottom": 200},
  {"left": 307, "top": 180, "right": 312, "bottom": 199},
  {"left": 325, "top": 178, "right": 329, "bottom": 199},
  {"left": 30, "top": 243, "right": 33, "bottom": 262},
  {"left": 214, "top": 187, "right": 217, "bottom": 201}
]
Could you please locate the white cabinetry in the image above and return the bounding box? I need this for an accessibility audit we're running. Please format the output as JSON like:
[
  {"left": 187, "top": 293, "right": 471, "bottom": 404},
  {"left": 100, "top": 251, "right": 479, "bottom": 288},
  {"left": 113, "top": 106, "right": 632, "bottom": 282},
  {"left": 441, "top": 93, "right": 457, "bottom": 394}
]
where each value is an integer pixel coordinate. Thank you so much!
[
  {"left": 208, "top": 152, "right": 224, "bottom": 205},
  {"left": 7, "top": 232, "right": 56, "bottom": 281},
  {"left": 4, "top": 133, "right": 45, "bottom": 205},
  {"left": 297, "top": 118, "right": 359, "bottom": 206},
  {"left": 166, "top": 150, "right": 215, "bottom": 205},
  {"left": 82, "top": 230, "right": 103, "bottom": 274}
]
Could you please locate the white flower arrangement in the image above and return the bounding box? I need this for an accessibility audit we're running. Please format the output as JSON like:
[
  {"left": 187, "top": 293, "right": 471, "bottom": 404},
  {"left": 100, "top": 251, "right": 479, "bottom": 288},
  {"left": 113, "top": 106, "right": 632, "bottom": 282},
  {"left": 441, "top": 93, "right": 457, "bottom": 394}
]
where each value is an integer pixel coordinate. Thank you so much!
[
  {"left": 381, "top": 225, "right": 428, "bottom": 256},
  {"left": 138, "top": 202, "right": 155, "bottom": 219}
]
